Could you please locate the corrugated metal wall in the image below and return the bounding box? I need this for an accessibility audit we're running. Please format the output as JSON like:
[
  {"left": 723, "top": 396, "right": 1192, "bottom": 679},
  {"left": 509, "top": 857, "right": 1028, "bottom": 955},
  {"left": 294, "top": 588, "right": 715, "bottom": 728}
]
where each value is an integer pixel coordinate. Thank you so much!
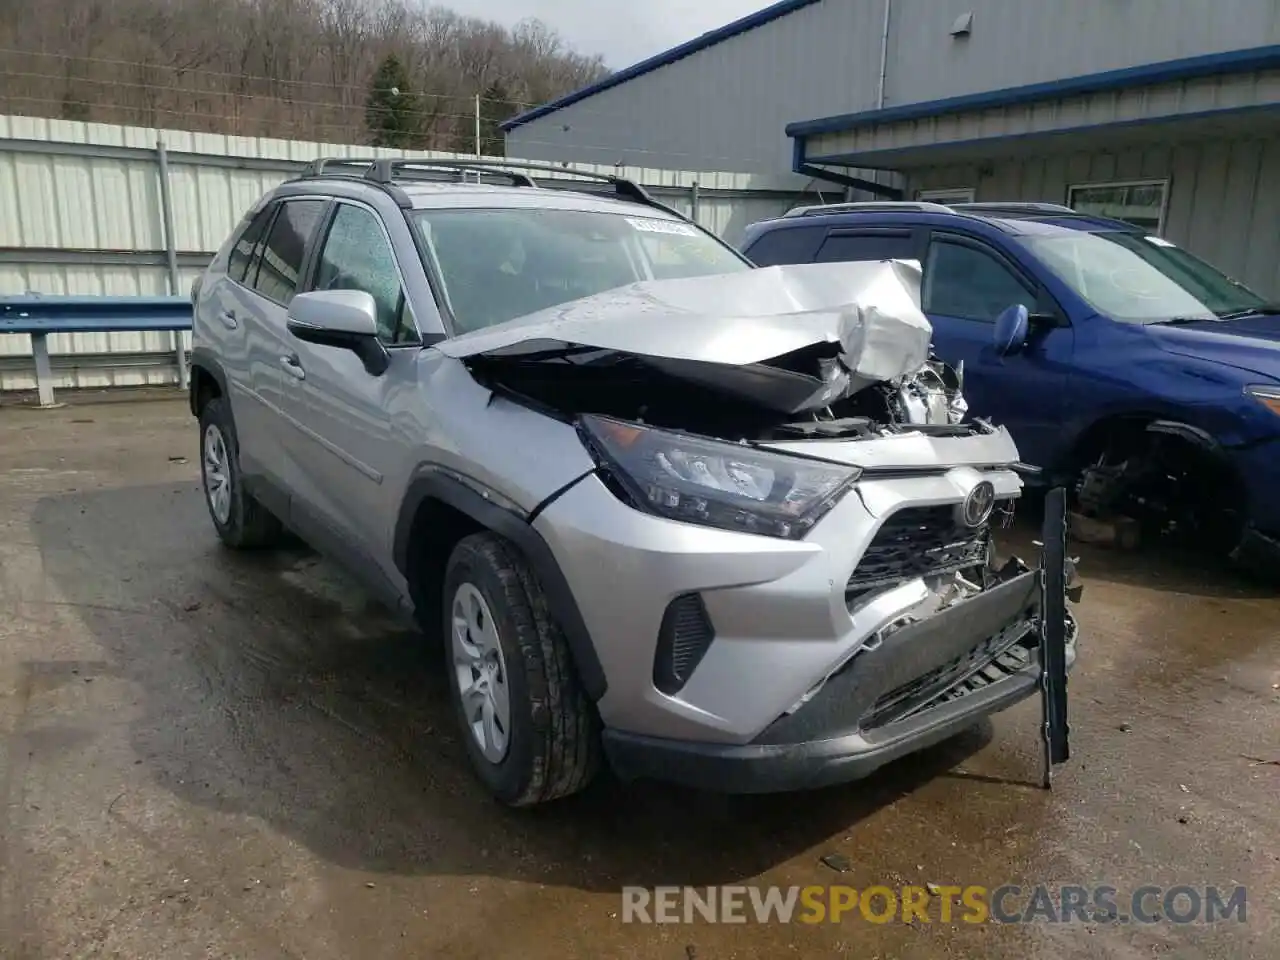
[
  {"left": 908, "top": 136, "right": 1280, "bottom": 297},
  {"left": 0, "top": 114, "right": 815, "bottom": 393},
  {"left": 886, "top": 0, "right": 1280, "bottom": 108},
  {"left": 507, "top": 0, "right": 1280, "bottom": 174},
  {"left": 506, "top": 0, "right": 886, "bottom": 174}
]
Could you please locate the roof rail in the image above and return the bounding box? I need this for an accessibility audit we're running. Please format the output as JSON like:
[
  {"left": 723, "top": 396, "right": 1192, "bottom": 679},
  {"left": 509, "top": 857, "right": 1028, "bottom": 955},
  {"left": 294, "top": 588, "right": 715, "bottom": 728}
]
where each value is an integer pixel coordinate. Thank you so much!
[
  {"left": 784, "top": 200, "right": 955, "bottom": 217},
  {"left": 952, "top": 202, "right": 1077, "bottom": 214},
  {"left": 293, "top": 156, "right": 690, "bottom": 221},
  {"left": 365, "top": 158, "right": 539, "bottom": 188}
]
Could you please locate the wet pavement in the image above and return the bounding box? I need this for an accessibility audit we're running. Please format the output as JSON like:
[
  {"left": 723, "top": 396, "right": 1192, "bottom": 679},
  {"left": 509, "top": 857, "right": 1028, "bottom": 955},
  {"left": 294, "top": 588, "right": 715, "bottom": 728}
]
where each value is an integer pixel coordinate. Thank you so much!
[{"left": 0, "top": 392, "right": 1277, "bottom": 959}]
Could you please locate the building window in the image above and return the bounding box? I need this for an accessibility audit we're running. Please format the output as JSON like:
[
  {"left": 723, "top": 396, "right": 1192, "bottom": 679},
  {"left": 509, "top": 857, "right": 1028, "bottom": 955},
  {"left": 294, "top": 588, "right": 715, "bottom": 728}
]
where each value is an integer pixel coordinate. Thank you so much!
[
  {"left": 1067, "top": 180, "right": 1168, "bottom": 233},
  {"left": 917, "top": 187, "right": 975, "bottom": 205}
]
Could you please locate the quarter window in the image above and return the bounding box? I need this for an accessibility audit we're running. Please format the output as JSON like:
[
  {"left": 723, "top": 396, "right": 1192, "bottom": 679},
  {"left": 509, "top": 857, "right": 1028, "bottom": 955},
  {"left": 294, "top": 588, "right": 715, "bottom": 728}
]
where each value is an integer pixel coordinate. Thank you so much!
[
  {"left": 313, "top": 204, "right": 417, "bottom": 344},
  {"left": 923, "top": 240, "right": 1035, "bottom": 321},
  {"left": 249, "top": 199, "right": 327, "bottom": 304},
  {"left": 228, "top": 205, "right": 275, "bottom": 284}
]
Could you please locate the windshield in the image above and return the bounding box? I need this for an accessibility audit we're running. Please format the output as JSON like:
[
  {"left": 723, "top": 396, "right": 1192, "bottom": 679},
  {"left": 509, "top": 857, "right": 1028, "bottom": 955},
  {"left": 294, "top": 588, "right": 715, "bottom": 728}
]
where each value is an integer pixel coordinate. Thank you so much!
[
  {"left": 1022, "top": 231, "right": 1268, "bottom": 322},
  {"left": 411, "top": 208, "right": 751, "bottom": 333}
]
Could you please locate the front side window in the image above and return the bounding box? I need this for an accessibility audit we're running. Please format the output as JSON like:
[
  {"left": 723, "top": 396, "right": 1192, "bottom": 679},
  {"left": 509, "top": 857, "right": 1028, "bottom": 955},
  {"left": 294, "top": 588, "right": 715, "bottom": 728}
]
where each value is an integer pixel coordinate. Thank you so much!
[
  {"left": 1023, "top": 231, "right": 1268, "bottom": 322},
  {"left": 249, "top": 199, "right": 327, "bottom": 305},
  {"left": 412, "top": 208, "right": 750, "bottom": 333},
  {"left": 313, "top": 204, "right": 417, "bottom": 344},
  {"left": 923, "top": 239, "right": 1035, "bottom": 321}
]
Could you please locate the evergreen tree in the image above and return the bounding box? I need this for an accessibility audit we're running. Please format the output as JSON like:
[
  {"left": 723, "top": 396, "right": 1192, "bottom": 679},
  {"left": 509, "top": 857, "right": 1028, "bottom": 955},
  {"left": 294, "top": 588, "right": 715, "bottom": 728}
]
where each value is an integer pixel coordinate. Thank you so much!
[
  {"left": 365, "top": 55, "right": 420, "bottom": 148},
  {"left": 477, "top": 80, "right": 518, "bottom": 156}
]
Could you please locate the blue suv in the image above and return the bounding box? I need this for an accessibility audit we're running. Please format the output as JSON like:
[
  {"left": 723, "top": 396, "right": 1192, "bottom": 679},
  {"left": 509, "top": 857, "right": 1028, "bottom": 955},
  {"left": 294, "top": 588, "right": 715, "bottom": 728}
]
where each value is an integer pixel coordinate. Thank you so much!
[{"left": 742, "top": 201, "right": 1280, "bottom": 566}]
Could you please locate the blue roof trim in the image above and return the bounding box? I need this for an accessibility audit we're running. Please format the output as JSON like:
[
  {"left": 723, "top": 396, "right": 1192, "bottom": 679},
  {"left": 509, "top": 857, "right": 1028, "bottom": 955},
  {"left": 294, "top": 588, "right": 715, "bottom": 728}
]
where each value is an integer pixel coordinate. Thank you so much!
[
  {"left": 786, "top": 44, "right": 1280, "bottom": 139},
  {"left": 802, "top": 101, "right": 1280, "bottom": 169},
  {"left": 501, "top": 0, "right": 823, "bottom": 131}
]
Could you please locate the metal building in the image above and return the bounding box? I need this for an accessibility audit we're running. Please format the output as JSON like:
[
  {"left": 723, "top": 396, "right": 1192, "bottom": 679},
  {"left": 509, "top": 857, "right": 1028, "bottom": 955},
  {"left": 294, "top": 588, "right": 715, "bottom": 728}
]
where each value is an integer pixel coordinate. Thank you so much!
[{"left": 503, "top": 0, "right": 1280, "bottom": 295}]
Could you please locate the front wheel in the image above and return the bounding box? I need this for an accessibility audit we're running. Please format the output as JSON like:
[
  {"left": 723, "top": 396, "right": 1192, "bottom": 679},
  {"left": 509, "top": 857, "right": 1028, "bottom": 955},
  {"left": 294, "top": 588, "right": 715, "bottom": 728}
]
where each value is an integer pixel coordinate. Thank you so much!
[{"left": 442, "top": 532, "right": 600, "bottom": 806}]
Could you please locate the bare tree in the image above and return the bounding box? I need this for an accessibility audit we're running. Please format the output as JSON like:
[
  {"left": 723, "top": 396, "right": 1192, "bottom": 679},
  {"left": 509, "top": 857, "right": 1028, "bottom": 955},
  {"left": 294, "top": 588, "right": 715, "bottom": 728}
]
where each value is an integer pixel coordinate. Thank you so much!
[{"left": 0, "top": 0, "right": 610, "bottom": 145}]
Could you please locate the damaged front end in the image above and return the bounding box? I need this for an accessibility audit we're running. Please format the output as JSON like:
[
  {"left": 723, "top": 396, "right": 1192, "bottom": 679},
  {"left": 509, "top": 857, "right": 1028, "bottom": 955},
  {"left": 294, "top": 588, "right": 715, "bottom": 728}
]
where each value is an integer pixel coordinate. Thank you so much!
[
  {"left": 441, "top": 261, "right": 1079, "bottom": 782},
  {"left": 440, "top": 260, "right": 976, "bottom": 441}
]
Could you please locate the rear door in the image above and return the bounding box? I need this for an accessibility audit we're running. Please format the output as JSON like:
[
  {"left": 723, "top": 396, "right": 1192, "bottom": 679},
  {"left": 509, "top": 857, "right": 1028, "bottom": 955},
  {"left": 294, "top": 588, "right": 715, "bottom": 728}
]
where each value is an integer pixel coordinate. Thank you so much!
[
  {"left": 921, "top": 232, "right": 1074, "bottom": 468},
  {"left": 199, "top": 202, "right": 277, "bottom": 469},
  {"left": 236, "top": 197, "right": 330, "bottom": 492}
]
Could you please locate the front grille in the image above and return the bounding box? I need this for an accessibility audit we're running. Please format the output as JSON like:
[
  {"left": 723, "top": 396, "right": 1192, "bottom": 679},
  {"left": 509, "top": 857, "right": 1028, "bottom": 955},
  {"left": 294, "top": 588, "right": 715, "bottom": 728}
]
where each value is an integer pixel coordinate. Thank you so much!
[
  {"left": 846, "top": 504, "right": 991, "bottom": 600},
  {"left": 861, "top": 622, "right": 1036, "bottom": 729},
  {"left": 652, "top": 593, "right": 715, "bottom": 695}
]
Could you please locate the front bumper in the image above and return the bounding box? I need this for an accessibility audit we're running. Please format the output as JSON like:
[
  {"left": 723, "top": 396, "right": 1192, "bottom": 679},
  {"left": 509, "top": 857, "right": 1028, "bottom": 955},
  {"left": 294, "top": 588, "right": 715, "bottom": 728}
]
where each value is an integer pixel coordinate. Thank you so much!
[
  {"left": 1230, "top": 436, "right": 1280, "bottom": 549},
  {"left": 532, "top": 427, "right": 1043, "bottom": 745},
  {"left": 602, "top": 574, "right": 1078, "bottom": 793}
]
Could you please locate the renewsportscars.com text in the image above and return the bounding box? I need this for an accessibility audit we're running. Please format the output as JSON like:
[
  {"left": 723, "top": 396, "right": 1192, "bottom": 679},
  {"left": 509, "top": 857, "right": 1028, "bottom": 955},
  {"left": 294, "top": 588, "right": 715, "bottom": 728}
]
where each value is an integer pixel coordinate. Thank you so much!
[{"left": 621, "top": 884, "right": 1247, "bottom": 925}]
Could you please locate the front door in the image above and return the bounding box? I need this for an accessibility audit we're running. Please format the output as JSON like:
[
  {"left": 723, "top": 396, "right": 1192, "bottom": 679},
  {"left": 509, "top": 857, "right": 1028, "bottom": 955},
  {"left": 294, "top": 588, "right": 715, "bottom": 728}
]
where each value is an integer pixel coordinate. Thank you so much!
[
  {"left": 922, "top": 232, "right": 1075, "bottom": 470},
  {"left": 280, "top": 200, "right": 421, "bottom": 587}
]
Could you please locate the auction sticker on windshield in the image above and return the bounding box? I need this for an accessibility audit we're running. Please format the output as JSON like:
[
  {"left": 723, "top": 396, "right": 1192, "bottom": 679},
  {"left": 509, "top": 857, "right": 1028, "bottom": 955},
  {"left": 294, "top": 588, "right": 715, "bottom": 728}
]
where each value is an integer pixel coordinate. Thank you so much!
[{"left": 626, "top": 217, "right": 700, "bottom": 237}]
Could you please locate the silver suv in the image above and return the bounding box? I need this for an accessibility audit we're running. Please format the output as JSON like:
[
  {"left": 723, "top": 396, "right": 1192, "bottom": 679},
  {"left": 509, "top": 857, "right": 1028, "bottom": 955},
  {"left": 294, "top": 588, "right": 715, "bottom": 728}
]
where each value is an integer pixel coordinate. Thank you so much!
[{"left": 189, "top": 158, "right": 1079, "bottom": 806}]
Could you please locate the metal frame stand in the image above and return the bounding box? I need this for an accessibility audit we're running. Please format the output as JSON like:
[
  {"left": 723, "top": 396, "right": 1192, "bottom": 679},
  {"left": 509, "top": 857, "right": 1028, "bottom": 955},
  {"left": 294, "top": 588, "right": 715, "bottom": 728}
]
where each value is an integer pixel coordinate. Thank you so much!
[{"left": 1038, "top": 486, "right": 1071, "bottom": 788}]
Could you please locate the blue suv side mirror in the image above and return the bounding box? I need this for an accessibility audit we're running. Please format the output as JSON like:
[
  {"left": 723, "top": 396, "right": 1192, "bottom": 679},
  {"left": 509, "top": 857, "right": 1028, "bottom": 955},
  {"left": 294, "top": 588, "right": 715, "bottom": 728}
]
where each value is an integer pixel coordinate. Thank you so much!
[{"left": 994, "top": 304, "right": 1030, "bottom": 356}]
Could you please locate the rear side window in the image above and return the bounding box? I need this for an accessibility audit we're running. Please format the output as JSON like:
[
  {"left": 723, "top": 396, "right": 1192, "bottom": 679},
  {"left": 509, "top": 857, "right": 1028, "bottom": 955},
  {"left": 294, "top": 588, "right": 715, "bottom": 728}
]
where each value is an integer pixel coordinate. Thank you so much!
[
  {"left": 249, "top": 199, "right": 327, "bottom": 304},
  {"left": 743, "top": 226, "right": 824, "bottom": 266},
  {"left": 228, "top": 205, "right": 275, "bottom": 283},
  {"left": 816, "top": 231, "right": 915, "bottom": 263}
]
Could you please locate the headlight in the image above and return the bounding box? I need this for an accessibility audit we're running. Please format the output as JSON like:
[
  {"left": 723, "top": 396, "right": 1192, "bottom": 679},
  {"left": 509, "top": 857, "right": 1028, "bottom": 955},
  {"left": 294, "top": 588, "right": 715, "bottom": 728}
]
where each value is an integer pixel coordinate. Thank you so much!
[
  {"left": 578, "top": 414, "right": 860, "bottom": 540},
  {"left": 1246, "top": 384, "right": 1280, "bottom": 416}
]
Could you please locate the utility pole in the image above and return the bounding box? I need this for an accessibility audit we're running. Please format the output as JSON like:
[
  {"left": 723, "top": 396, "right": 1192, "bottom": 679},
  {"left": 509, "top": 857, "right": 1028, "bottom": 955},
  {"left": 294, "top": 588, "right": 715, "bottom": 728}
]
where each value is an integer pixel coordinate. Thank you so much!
[{"left": 474, "top": 93, "right": 481, "bottom": 157}]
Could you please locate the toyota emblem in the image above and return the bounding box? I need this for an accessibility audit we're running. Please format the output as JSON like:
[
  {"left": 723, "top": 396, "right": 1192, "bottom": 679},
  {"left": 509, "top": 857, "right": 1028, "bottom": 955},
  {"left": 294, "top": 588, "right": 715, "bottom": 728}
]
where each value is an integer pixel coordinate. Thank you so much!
[{"left": 959, "top": 480, "right": 996, "bottom": 528}]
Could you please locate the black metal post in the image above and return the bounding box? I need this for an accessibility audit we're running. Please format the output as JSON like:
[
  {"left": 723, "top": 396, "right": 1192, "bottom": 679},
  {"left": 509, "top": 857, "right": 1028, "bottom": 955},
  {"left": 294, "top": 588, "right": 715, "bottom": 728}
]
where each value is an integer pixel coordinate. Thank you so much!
[{"left": 1039, "top": 486, "right": 1071, "bottom": 788}]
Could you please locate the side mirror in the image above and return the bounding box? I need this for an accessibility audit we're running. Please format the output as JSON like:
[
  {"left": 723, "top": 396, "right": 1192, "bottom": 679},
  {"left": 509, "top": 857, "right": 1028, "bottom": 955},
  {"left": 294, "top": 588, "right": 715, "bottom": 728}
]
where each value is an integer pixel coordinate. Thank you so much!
[
  {"left": 287, "top": 290, "right": 389, "bottom": 376},
  {"left": 993, "top": 304, "right": 1030, "bottom": 356}
]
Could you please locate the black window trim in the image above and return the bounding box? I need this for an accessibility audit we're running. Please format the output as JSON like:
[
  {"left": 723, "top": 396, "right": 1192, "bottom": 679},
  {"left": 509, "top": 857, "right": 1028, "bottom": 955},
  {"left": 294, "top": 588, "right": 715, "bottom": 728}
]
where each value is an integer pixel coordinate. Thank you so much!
[
  {"left": 815, "top": 225, "right": 925, "bottom": 264},
  {"left": 924, "top": 229, "right": 1066, "bottom": 324},
  {"left": 235, "top": 195, "right": 333, "bottom": 308},
  {"left": 303, "top": 197, "right": 423, "bottom": 347},
  {"left": 741, "top": 223, "right": 826, "bottom": 266},
  {"left": 229, "top": 201, "right": 280, "bottom": 289}
]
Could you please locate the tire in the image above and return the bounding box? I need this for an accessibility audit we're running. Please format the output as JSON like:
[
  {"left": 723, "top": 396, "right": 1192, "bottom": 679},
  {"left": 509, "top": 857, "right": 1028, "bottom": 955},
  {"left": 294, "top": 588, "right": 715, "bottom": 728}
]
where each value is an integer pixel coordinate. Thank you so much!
[
  {"left": 442, "top": 532, "right": 600, "bottom": 806},
  {"left": 198, "top": 396, "right": 283, "bottom": 549}
]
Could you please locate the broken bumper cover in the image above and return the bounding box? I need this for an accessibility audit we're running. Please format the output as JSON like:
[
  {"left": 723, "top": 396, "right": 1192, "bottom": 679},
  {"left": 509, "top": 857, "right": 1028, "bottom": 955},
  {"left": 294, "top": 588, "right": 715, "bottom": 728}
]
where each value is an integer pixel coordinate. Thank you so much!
[{"left": 602, "top": 572, "right": 1079, "bottom": 794}]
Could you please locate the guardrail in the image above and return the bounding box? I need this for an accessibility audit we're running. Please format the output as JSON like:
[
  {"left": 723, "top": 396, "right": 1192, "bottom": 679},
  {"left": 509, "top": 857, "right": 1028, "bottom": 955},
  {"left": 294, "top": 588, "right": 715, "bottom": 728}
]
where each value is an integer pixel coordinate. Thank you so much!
[{"left": 0, "top": 295, "right": 192, "bottom": 407}]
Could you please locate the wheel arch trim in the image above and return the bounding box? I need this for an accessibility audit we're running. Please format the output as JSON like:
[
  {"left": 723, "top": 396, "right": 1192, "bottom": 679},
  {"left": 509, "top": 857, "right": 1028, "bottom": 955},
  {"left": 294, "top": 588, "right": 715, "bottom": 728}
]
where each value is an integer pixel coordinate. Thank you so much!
[{"left": 393, "top": 466, "right": 608, "bottom": 701}]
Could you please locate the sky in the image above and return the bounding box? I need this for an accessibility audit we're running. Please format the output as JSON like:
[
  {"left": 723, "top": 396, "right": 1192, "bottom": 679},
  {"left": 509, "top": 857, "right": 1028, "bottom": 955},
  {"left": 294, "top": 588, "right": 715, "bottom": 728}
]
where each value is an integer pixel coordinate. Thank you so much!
[{"left": 462, "top": 0, "right": 768, "bottom": 70}]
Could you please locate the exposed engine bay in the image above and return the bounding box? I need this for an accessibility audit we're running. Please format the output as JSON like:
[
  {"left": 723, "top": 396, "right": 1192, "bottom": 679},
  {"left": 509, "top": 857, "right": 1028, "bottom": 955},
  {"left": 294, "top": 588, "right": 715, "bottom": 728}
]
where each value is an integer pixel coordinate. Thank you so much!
[
  {"left": 442, "top": 260, "right": 980, "bottom": 443},
  {"left": 466, "top": 344, "right": 976, "bottom": 442}
]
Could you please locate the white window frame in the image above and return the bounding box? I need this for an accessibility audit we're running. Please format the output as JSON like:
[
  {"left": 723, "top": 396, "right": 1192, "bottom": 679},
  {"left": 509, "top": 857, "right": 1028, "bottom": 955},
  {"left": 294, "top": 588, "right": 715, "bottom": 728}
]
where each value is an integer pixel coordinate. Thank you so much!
[
  {"left": 917, "top": 187, "right": 976, "bottom": 205},
  {"left": 1066, "top": 178, "right": 1171, "bottom": 234}
]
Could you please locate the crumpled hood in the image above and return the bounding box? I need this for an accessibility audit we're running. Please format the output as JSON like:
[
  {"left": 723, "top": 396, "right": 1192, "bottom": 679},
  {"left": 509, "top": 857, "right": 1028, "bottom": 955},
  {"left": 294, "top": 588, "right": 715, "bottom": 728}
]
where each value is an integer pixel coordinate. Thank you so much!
[
  {"left": 435, "top": 261, "right": 933, "bottom": 397},
  {"left": 1148, "top": 317, "right": 1280, "bottom": 381}
]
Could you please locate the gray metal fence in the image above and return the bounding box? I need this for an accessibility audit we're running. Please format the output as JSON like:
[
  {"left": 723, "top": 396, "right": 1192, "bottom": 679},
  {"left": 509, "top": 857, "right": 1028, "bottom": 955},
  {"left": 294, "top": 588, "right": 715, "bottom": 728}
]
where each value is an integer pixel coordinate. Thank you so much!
[{"left": 0, "top": 114, "right": 816, "bottom": 393}]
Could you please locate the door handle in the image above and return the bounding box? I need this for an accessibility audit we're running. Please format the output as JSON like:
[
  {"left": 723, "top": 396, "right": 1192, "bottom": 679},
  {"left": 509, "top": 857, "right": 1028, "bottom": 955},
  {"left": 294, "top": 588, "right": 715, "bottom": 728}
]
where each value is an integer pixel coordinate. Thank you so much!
[
  {"left": 279, "top": 354, "right": 306, "bottom": 381},
  {"left": 217, "top": 310, "right": 239, "bottom": 330}
]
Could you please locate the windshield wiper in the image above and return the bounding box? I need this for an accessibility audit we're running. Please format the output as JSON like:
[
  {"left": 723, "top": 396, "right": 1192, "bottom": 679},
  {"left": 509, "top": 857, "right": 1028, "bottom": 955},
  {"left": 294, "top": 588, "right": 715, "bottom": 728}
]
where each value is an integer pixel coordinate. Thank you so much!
[
  {"left": 1217, "top": 303, "right": 1280, "bottom": 321},
  {"left": 1150, "top": 316, "right": 1214, "bottom": 326}
]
